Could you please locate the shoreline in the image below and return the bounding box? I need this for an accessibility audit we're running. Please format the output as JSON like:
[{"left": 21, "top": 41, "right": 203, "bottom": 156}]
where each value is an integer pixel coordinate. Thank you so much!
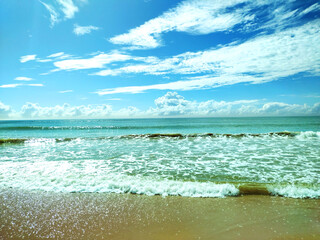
[{"left": 1, "top": 188, "right": 319, "bottom": 239}]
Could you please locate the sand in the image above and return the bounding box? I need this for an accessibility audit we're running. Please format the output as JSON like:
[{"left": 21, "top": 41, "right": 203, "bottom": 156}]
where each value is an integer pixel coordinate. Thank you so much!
[{"left": 0, "top": 188, "right": 319, "bottom": 239}]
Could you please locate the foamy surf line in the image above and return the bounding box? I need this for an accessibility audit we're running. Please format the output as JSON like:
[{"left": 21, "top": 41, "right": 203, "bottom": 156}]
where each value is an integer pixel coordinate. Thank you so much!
[{"left": 1, "top": 169, "right": 319, "bottom": 199}]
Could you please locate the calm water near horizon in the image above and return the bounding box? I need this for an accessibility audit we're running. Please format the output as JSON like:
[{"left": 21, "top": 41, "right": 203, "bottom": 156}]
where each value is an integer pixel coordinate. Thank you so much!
[{"left": 1, "top": 116, "right": 319, "bottom": 198}]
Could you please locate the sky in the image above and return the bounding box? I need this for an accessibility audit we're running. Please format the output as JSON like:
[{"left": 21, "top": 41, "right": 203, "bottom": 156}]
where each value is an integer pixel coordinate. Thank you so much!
[{"left": 0, "top": 0, "right": 320, "bottom": 119}]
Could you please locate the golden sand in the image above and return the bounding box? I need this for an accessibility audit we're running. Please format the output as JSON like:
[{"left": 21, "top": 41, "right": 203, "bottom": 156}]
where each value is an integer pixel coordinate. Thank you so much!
[{"left": 0, "top": 188, "right": 319, "bottom": 239}]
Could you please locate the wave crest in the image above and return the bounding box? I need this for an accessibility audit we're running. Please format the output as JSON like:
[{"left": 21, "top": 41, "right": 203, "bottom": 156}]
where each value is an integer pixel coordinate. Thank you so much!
[{"left": 1, "top": 131, "right": 320, "bottom": 145}]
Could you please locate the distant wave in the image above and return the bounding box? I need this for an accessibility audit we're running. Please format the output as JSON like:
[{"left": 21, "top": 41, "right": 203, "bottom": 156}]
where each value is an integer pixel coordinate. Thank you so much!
[
  {"left": 0, "top": 138, "right": 27, "bottom": 144},
  {"left": 117, "top": 132, "right": 301, "bottom": 138},
  {"left": 1, "top": 131, "right": 320, "bottom": 145},
  {"left": 0, "top": 138, "right": 75, "bottom": 145}
]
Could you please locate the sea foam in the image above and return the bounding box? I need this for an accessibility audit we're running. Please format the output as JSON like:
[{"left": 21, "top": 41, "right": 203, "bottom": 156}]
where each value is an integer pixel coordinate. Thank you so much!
[
  {"left": 0, "top": 161, "right": 239, "bottom": 197},
  {"left": 268, "top": 185, "right": 320, "bottom": 199},
  {"left": 1, "top": 159, "right": 319, "bottom": 198}
]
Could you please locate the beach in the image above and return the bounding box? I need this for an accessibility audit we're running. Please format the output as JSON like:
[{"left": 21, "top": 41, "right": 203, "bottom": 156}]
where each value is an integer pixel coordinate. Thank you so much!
[
  {"left": 1, "top": 117, "right": 320, "bottom": 239},
  {"left": 1, "top": 188, "right": 319, "bottom": 239},
  {"left": 2, "top": 0, "right": 320, "bottom": 238}
]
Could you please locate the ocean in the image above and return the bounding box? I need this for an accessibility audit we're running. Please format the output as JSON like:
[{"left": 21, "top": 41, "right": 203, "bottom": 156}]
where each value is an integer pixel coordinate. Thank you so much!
[{"left": 1, "top": 117, "right": 319, "bottom": 198}]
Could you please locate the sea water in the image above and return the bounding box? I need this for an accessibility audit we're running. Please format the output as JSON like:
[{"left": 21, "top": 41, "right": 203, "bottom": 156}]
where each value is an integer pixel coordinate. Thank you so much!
[{"left": 0, "top": 117, "right": 319, "bottom": 198}]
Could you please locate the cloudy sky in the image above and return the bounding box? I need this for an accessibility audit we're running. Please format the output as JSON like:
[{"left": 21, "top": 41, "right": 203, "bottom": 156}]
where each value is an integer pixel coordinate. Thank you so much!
[{"left": 0, "top": 0, "right": 319, "bottom": 119}]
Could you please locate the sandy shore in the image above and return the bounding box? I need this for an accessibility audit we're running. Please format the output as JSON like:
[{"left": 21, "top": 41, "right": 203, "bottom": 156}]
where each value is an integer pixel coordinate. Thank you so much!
[{"left": 0, "top": 188, "right": 319, "bottom": 239}]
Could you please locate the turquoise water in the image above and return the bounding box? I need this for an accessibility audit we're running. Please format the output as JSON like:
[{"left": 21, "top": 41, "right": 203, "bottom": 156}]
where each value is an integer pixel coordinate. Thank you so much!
[{"left": 1, "top": 117, "right": 320, "bottom": 198}]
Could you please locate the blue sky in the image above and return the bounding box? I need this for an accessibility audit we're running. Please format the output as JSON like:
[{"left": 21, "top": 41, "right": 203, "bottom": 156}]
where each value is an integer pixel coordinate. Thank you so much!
[{"left": 0, "top": 0, "right": 320, "bottom": 119}]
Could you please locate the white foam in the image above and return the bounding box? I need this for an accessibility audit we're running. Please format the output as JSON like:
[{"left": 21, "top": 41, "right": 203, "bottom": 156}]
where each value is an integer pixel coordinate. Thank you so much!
[
  {"left": 0, "top": 161, "right": 239, "bottom": 197},
  {"left": 25, "top": 138, "right": 57, "bottom": 146},
  {"left": 1, "top": 130, "right": 319, "bottom": 199},
  {"left": 105, "top": 178, "right": 240, "bottom": 198},
  {"left": 296, "top": 131, "right": 320, "bottom": 140},
  {"left": 268, "top": 185, "right": 320, "bottom": 199},
  {"left": 2, "top": 160, "right": 320, "bottom": 198}
]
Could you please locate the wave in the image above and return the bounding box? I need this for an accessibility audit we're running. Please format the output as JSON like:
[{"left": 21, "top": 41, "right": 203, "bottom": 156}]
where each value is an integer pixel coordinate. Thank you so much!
[
  {"left": 0, "top": 138, "right": 27, "bottom": 144},
  {"left": 295, "top": 131, "right": 320, "bottom": 139},
  {"left": 1, "top": 171, "right": 319, "bottom": 198},
  {"left": 0, "top": 138, "right": 75, "bottom": 145},
  {"left": 238, "top": 183, "right": 320, "bottom": 198},
  {"left": 94, "top": 181, "right": 320, "bottom": 199},
  {"left": 1, "top": 131, "right": 320, "bottom": 145},
  {"left": 267, "top": 185, "right": 320, "bottom": 198},
  {"left": 117, "top": 131, "right": 300, "bottom": 138}
]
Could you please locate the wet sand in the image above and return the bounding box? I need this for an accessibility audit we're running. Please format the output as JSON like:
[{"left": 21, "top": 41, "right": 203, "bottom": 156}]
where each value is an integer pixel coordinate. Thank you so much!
[{"left": 0, "top": 188, "right": 319, "bottom": 239}]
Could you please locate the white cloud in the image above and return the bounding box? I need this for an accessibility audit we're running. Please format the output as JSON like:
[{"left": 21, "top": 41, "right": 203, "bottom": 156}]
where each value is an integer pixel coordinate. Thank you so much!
[
  {"left": 148, "top": 92, "right": 260, "bottom": 116},
  {"left": 20, "top": 54, "right": 37, "bottom": 63},
  {"left": 53, "top": 52, "right": 132, "bottom": 71},
  {"left": 148, "top": 92, "right": 320, "bottom": 117},
  {"left": 299, "top": 3, "right": 320, "bottom": 16},
  {"left": 17, "top": 103, "right": 142, "bottom": 119},
  {"left": 176, "top": 19, "right": 320, "bottom": 79},
  {"left": 37, "top": 59, "right": 53, "bottom": 63},
  {"left": 151, "top": 92, "right": 191, "bottom": 116},
  {"left": 1, "top": 92, "right": 319, "bottom": 119},
  {"left": 0, "top": 83, "right": 43, "bottom": 88},
  {"left": 0, "top": 101, "right": 12, "bottom": 119},
  {"left": 109, "top": 0, "right": 256, "bottom": 49},
  {"left": 95, "top": 75, "right": 255, "bottom": 95},
  {"left": 311, "top": 103, "right": 320, "bottom": 114},
  {"left": 73, "top": 24, "right": 99, "bottom": 36},
  {"left": 96, "top": 19, "right": 320, "bottom": 94},
  {"left": 50, "top": 52, "right": 160, "bottom": 72},
  {"left": 20, "top": 103, "right": 112, "bottom": 119},
  {"left": 34, "top": 17, "right": 318, "bottom": 95},
  {"left": 35, "top": 52, "right": 72, "bottom": 64},
  {"left": 14, "top": 77, "right": 33, "bottom": 81},
  {"left": 57, "top": 0, "right": 78, "bottom": 19},
  {"left": 40, "top": 0, "right": 81, "bottom": 26},
  {"left": 115, "top": 106, "right": 142, "bottom": 118},
  {"left": 258, "top": 102, "right": 308, "bottom": 115},
  {"left": 109, "top": 0, "right": 320, "bottom": 49},
  {"left": 40, "top": 1, "right": 60, "bottom": 26},
  {"left": 0, "top": 84, "right": 23, "bottom": 88},
  {"left": 20, "top": 52, "right": 71, "bottom": 64},
  {"left": 106, "top": 98, "right": 122, "bottom": 101},
  {"left": 110, "top": 0, "right": 317, "bottom": 49},
  {"left": 59, "top": 90, "right": 73, "bottom": 93},
  {"left": 47, "top": 52, "right": 65, "bottom": 58},
  {"left": 93, "top": 69, "right": 121, "bottom": 76}
]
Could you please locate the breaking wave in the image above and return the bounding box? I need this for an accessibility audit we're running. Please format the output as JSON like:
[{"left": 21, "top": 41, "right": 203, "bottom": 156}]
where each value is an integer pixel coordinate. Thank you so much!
[
  {"left": 1, "top": 168, "right": 319, "bottom": 198},
  {"left": 1, "top": 131, "right": 319, "bottom": 145}
]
